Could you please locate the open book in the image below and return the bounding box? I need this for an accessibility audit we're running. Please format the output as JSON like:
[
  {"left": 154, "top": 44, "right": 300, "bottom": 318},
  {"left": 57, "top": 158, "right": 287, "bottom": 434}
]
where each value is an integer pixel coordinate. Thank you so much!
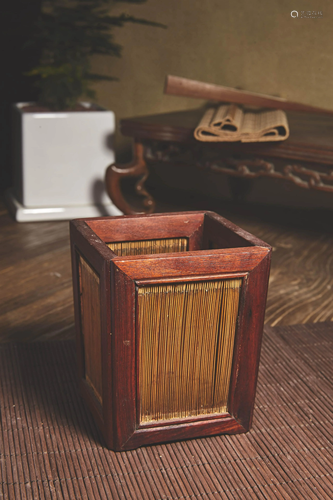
[{"left": 194, "top": 104, "right": 289, "bottom": 143}]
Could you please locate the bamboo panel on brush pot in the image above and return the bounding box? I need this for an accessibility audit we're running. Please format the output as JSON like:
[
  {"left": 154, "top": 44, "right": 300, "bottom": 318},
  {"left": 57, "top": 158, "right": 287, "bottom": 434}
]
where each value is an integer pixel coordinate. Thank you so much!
[
  {"left": 137, "top": 279, "right": 242, "bottom": 423},
  {"left": 107, "top": 238, "right": 188, "bottom": 256},
  {"left": 78, "top": 256, "right": 103, "bottom": 404}
]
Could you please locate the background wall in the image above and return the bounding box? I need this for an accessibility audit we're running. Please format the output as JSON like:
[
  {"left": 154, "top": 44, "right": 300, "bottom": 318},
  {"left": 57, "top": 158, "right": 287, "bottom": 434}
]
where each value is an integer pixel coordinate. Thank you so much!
[
  {"left": 90, "top": 0, "right": 333, "bottom": 156},
  {"left": 0, "top": 0, "right": 42, "bottom": 193},
  {"left": 2, "top": 0, "right": 332, "bottom": 204}
]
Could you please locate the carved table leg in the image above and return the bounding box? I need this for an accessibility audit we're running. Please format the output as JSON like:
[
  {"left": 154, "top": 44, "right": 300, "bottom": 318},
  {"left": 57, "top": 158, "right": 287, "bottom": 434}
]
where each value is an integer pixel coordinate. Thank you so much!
[{"left": 105, "top": 142, "right": 156, "bottom": 215}]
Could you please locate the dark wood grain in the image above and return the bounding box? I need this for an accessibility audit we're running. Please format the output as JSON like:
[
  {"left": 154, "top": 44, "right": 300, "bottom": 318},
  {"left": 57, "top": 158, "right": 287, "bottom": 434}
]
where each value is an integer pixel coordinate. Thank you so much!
[
  {"left": 187, "top": 217, "right": 204, "bottom": 250},
  {"left": 203, "top": 211, "right": 269, "bottom": 249},
  {"left": 85, "top": 211, "right": 205, "bottom": 243},
  {"left": 111, "top": 265, "right": 137, "bottom": 451},
  {"left": 70, "top": 220, "right": 115, "bottom": 446},
  {"left": 112, "top": 247, "right": 269, "bottom": 281},
  {"left": 123, "top": 416, "right": 245, "bottom": 451},
  {"left": 229, "top": 252, "right": 271, "bottom": 430},
  {"left": 105, "top": 142, "right": 155, "bottom": 215},
  {"left": 0, "top": 205, "right": 74, "bottom": 342}
]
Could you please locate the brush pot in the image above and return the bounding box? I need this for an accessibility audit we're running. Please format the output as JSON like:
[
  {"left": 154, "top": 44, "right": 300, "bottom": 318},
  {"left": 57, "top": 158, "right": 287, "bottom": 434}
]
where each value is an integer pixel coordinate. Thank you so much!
[{"left": 70, "top": 211, "right": 271, "bottom": 451}]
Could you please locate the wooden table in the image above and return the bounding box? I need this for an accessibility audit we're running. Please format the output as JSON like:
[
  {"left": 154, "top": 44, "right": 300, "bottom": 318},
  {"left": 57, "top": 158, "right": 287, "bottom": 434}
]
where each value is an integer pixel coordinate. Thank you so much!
[{"left": 106, "top": 108, "right": 333, "bottom": 214}]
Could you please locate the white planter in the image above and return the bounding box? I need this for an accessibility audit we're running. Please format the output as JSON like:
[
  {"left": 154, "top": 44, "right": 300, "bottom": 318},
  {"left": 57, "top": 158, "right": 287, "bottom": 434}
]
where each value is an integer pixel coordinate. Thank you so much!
[{"left": 6, "top": 102, "right": 122, "bottom": 222}]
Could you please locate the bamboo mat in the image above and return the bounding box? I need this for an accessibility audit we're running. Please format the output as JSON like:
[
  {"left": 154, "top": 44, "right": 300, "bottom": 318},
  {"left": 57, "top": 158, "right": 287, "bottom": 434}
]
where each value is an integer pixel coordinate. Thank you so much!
[{"left": 1, "top": 322, "right": 333, "bottom": 499}]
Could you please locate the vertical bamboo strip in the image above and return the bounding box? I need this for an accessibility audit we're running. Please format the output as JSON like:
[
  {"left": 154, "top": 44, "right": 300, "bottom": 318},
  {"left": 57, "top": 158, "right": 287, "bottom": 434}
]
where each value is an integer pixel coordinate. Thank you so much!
[
  {"left": 138, "top": 278, "right": 242, "bottom": 423},
  {"left": 213, "top": 279, "right": 241, "bottom": 411},
  {"left": 79, "top": 256, "right": 103, "bottom": 404}
]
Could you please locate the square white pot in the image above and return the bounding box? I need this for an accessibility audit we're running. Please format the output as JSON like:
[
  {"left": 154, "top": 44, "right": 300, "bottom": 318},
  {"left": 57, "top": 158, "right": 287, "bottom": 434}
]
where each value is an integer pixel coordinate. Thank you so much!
[{"left": 7, "top": 102, "right": 123, "bottom": 221}]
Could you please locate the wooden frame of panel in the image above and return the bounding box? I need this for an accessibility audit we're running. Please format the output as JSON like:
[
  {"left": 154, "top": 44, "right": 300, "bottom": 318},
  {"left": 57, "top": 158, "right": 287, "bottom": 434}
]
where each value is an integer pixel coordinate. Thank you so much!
[{"left": 70, "top": 211, "right": 271, "bottom": 451}]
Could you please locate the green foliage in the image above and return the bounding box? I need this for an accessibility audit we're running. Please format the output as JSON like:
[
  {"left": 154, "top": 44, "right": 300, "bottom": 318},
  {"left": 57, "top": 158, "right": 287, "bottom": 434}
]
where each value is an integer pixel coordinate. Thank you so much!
[{"left": 27, "top": 0, "right": 166, "bottom": 110}]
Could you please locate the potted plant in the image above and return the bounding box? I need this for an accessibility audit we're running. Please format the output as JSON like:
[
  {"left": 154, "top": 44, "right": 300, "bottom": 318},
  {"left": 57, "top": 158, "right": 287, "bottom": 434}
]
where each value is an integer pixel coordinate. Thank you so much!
[{"left": 7, "top": 0, "right": 165, "bottom": 221}]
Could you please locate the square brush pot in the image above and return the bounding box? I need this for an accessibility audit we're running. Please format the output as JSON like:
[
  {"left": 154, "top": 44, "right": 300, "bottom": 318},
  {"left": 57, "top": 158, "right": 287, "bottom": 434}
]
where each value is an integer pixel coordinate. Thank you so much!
[{"left": 70, "top": 211, "right": 271, "bottom": 451}]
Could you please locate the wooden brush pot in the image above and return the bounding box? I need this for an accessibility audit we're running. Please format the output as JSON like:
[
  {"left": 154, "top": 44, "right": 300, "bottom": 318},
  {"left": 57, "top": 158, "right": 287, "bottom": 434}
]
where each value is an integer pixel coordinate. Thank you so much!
[{"left": 70, "top": 211, "right": 271, "bottom": 451}]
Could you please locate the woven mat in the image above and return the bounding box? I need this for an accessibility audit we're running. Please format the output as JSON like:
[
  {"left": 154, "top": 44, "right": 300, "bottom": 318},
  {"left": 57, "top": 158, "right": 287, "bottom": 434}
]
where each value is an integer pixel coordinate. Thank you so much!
[{"left": 1, "top": 323, "right": 333, "bottom": 499}]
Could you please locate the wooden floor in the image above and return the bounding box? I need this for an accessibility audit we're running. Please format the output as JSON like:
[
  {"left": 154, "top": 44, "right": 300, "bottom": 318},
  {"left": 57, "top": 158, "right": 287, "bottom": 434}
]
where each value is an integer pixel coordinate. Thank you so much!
[
  {"left": 0, "top": 195, "right": 332, "bottom": 342},
  {"left": 1, "top": 322, "right": 333, "bottom": 499}
]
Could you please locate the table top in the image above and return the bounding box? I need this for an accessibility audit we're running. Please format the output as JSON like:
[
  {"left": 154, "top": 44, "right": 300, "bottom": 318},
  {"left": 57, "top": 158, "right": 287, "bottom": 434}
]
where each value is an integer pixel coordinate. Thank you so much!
[{"left": 121, "top": 108, "right": 333, "bottom": 164}]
